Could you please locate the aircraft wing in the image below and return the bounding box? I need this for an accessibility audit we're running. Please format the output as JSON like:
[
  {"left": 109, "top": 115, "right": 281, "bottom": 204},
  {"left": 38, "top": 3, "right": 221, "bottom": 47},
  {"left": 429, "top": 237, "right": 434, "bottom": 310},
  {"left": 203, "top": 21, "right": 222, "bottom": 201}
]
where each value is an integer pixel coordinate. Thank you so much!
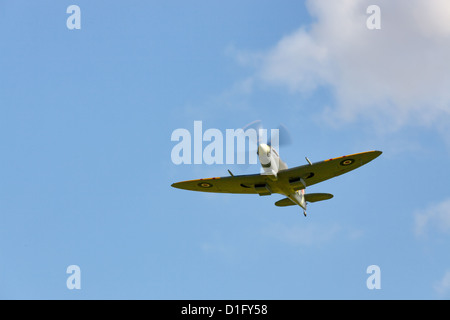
[
  {"left": 277, "top": 150, "right": 382, "bottom": 188},
  {"left": 171, "top": 173, "right": 269, "bottom": 194},
  {"left": 171, "top": 150, "right": 382, "bottom": 195}
]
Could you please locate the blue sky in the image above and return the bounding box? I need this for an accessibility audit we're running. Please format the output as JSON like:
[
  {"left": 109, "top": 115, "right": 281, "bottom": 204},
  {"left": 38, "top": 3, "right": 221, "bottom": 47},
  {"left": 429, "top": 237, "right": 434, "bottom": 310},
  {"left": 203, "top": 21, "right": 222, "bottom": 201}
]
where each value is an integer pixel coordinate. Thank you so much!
[{"left": 1, "top": 0, "right": 450, "bottom": 299}]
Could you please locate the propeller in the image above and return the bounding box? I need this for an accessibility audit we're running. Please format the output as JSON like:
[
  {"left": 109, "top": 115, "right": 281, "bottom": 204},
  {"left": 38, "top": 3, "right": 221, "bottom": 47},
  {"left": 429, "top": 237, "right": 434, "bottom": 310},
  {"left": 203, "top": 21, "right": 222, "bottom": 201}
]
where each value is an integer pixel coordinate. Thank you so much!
[
  {"left": 241, "top": 120, "right": 264, "bottom": 146},
  {"left": 241, "top": 120, "right": 292, "bottom": 149},
  {"left": 267, "top": 123, "right": 292, "bottom": 148},
  {"left": 232, "top": 120, "right": 292, "bottom": 170}
]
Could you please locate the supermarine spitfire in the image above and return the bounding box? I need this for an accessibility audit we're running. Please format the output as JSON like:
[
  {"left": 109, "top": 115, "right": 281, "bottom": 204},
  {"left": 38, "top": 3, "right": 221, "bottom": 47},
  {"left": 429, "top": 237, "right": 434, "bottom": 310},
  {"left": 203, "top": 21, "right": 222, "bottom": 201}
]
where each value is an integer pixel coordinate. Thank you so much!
[{"left": 171, "top": 123, "right": 381, "bottom": 217}]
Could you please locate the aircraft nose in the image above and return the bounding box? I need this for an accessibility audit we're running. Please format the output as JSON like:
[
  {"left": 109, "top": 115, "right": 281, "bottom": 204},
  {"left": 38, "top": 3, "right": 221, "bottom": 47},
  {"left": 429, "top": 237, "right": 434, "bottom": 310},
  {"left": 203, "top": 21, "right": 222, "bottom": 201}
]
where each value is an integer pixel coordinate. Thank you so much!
[{"left": 258, "top": 144, "right": 270, "bottom": 155}]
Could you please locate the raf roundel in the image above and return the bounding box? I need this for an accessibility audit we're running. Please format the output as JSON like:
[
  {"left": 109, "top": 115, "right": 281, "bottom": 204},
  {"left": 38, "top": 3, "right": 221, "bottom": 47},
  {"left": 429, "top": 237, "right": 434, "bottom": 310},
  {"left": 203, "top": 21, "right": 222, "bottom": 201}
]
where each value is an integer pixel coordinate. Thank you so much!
[
  {"left": 198, "top": 182, "right": 213, "bottom": 188},
  {"left": 340, "top": 159, "right": 355, "bottom": 166}
]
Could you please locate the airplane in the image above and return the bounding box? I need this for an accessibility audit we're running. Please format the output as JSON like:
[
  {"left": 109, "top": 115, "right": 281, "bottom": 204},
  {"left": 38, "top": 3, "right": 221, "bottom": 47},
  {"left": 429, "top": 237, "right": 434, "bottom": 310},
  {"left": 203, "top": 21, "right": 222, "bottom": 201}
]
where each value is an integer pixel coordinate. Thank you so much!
[{"left": 171, "top": 130, "right": 382, "bottom": 217}]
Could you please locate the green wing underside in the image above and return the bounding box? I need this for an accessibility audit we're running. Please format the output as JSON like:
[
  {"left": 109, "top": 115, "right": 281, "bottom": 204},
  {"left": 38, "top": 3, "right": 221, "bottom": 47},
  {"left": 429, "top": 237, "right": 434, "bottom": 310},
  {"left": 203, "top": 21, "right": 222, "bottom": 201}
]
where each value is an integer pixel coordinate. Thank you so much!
[{"left": 171, "top": 151, "right": 382, "bottom": 195}]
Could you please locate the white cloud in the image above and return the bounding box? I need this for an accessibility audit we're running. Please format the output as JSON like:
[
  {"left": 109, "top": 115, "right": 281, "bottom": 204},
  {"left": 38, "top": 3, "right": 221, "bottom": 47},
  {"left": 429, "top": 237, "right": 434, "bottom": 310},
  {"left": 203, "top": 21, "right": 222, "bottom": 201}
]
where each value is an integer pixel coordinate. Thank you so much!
[
  {"left": 259, "top": 28, "right": 331, "bottom": 93},
  {"left": 434, "top": 270, "right": 450, "bottom": 297},
  {"left": 237, "top": 0, "right": 450, "bottom": 131},
  {"left": 414, "top": 198, "right": 450, "bottom": 236}
]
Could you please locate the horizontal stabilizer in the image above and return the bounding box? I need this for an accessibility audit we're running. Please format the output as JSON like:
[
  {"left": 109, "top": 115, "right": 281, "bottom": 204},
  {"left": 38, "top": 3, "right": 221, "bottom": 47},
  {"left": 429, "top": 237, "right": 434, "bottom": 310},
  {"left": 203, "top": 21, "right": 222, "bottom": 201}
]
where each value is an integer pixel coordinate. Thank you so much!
[
  {"left": 305, "top": 193, "right": 333, "bottom": 203},
  {"left": 275, "top": 197, "right": 296, "bottom": 207},
  {"left": 275, "top": 193, "right": 334, "bottom": 207}
]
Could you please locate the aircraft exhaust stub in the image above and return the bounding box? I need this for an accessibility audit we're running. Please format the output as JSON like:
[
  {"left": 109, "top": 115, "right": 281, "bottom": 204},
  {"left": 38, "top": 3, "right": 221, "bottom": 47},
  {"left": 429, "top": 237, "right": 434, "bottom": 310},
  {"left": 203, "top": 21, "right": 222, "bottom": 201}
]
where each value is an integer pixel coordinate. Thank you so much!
[{"left": 254, "top": 183, "right": 272, "bottom": 196}]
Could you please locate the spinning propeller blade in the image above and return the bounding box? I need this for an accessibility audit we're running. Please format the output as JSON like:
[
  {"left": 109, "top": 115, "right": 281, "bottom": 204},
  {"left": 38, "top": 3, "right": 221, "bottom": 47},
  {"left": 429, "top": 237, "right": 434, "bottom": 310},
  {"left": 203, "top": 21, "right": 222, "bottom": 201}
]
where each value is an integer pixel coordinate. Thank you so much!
[{"left": 267, "top": 123, "right": 292, "bottom": 148}]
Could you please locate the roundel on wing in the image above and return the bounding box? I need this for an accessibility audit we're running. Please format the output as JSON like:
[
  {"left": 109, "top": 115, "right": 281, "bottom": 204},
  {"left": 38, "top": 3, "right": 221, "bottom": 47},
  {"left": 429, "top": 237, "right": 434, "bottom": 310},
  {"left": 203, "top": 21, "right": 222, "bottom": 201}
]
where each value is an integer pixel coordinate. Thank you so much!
[
  {"left": 198, "top": 182, "right": 213, "bottom": 188},
  {"left": 340, "top": 158, "right": 355, "bottom": 166}
]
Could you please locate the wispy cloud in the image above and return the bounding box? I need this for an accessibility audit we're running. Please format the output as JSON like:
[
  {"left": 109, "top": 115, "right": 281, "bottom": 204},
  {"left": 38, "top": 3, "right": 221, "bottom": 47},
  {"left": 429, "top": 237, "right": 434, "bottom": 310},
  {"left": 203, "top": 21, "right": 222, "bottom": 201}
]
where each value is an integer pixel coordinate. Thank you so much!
[
  {"left": 414, "top": 198, "right": 450, "bottom": 236},
  {"left": 234, "top": 0, "right": 450, "bottom": 132},
  {"left": 434, "top": 270, "right": 450, "bottom": 297}
]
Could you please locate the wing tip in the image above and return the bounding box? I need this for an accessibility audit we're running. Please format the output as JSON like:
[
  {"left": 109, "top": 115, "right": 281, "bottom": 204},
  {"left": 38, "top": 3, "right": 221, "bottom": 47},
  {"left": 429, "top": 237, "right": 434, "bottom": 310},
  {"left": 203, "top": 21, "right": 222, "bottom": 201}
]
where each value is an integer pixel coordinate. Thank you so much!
[
  {"left": 371, "top": 150, "right": 383, "bottom": 160},
  {"left": 171, "top": 182, "right": 183, "bottom": 189}
]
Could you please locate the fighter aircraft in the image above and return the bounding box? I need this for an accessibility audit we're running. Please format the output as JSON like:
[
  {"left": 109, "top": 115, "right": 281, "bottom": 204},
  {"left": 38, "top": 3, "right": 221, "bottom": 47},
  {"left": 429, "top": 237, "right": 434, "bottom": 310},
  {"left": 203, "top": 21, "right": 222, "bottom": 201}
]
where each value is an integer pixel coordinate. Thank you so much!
[{"left": 171, "top": 125, "right": 382, "bottom": 217}]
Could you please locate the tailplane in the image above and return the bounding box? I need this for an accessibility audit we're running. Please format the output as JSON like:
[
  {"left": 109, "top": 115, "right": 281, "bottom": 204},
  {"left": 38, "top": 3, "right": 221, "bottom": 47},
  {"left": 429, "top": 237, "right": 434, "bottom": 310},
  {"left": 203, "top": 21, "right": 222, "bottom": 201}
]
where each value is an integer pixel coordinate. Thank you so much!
[{"left": 275, "top": 193, "right": 333, "bottom": 207}]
